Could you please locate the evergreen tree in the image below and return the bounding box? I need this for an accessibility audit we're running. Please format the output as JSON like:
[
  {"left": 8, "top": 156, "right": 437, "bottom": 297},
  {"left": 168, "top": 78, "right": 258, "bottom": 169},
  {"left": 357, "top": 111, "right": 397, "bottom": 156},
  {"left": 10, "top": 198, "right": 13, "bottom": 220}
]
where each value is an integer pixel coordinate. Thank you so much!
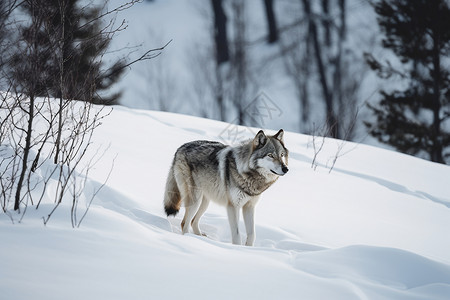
[
  {"left": 12, "top": 0, "right": 125, "bottom": 104},
  {"left": 365, "top": 0, "right": 450, "bottom": 163}
]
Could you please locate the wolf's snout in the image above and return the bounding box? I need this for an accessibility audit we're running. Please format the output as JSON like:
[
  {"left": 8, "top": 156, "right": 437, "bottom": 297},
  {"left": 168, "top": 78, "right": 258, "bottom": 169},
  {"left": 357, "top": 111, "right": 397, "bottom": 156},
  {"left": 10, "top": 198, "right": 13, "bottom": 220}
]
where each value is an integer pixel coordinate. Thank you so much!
[{"left": 282, "top": 166, "right": 289, "bottom": 174}]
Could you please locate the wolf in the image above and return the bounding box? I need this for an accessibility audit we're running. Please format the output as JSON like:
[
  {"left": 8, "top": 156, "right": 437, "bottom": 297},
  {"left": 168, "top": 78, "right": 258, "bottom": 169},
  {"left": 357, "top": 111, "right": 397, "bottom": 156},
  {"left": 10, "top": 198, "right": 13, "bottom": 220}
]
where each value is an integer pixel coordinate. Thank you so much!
[{"left": 163, "top": 129, "right": 289, "bottom": 246}]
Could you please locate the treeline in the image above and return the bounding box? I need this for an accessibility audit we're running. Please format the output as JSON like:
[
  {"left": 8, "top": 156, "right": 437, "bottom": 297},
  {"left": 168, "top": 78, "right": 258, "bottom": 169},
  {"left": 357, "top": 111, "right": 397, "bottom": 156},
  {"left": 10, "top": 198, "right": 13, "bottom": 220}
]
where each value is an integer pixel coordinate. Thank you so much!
[
  {"left": 188, "top": 0, "right": 449, "bottom": 164},
  {"left": 0, "top": 0, "right": 166, "bottom": 223},
  {"left": 189, "top": 0, "right": 364, "bottom": 142}
]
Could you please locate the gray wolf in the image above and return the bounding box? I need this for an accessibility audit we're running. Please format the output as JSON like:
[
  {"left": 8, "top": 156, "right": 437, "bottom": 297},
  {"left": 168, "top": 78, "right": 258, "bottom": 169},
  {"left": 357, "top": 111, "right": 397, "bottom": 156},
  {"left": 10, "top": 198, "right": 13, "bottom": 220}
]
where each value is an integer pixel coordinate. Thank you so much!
[{"left": 163, "top": 129, "right": 289, "bottom": 246}]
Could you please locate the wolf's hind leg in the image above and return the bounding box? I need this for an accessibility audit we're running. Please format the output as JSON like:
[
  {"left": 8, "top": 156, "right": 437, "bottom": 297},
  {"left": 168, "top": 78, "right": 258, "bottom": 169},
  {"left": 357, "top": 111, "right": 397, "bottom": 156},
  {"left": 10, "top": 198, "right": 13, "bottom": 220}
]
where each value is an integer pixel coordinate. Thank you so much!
[
  {"left": 181, "top": 191, "right": 202, "bottom": 234},
  {"left": 191, "top": 196, "right": 209, "bottom": 236}
]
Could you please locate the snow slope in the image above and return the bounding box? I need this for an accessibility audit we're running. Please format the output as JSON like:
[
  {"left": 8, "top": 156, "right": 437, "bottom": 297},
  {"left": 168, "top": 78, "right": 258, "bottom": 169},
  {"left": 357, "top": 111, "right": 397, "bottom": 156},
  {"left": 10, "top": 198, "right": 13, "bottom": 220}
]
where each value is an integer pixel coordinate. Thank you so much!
[{"left": 1, "top": 105, "right": 450, "bottom": 300}]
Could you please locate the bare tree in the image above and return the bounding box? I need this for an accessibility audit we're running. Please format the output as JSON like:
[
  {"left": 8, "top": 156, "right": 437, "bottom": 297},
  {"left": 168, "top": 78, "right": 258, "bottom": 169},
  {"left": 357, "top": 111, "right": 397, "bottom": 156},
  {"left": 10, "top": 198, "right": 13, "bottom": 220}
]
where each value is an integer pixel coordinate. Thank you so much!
[
  {"left": 0, "top": 0, "right": 167, "bottom": 224},
  {"left": 301, "top": 0, "right": 339, "bottom": 138},
  {"left": 211, "top": 0, "right": 230, "bottom": 65},
  {"left": 277, "top": 0, "right": 365, "bottom": 140},
  {"left": 230, "top": 0, "right": 248, "bottom": 124},
  {"left": 263, "top": 0, "right": 278, "bottom": 43},
  {"left": 138, "top": 32, "right": 176, "bottom": 111},
  {"left": 309, "top": 109, "right": 360, "bottom": 173},
  {"left": 187, "top": 41, "right": 218, "bottom": 119},
  {"left": 280, "top": 21, "right": 311, "bottom": 131}
]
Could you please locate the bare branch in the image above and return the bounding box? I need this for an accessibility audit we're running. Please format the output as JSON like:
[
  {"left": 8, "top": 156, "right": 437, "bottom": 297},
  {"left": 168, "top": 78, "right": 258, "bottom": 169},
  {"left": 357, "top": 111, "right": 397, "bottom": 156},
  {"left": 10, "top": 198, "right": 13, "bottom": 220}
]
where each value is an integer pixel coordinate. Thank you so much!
[
  {"left": 104, "top": 39, "right": 173, "bottom": 79},
  {"left": 77, "top": 0, "right": 141, "bottom": 31}
]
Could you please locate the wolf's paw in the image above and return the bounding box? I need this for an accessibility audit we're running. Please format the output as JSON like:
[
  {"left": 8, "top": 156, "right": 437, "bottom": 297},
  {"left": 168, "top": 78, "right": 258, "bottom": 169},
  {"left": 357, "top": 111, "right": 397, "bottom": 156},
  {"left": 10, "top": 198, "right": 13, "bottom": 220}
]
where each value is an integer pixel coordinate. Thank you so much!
[{"left": 192, "top": 230, "right": 207, "bottom": 237}]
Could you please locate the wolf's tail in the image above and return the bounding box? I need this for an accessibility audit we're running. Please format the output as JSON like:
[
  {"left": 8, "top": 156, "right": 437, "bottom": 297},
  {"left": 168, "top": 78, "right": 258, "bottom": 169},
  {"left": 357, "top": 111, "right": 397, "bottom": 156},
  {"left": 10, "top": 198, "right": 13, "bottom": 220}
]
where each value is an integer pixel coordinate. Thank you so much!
[{"left": 164, "top": 164, "right": 181, "bottom": 216}]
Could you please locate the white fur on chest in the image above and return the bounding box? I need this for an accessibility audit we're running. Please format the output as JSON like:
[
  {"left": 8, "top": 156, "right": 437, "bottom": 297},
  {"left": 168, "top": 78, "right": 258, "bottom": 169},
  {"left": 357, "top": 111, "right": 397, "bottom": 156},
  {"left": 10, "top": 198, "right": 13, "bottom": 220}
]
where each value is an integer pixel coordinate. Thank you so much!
[{"left": 228, "top": 186, "right": 253, "bottom": 207}]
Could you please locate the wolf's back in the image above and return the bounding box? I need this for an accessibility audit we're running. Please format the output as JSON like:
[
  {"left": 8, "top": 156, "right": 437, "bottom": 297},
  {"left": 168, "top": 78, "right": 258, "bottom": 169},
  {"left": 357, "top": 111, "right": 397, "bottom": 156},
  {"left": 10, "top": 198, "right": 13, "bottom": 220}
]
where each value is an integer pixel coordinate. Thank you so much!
[{"left": 163, "top": 164, "right": 181, "bottom": 216}]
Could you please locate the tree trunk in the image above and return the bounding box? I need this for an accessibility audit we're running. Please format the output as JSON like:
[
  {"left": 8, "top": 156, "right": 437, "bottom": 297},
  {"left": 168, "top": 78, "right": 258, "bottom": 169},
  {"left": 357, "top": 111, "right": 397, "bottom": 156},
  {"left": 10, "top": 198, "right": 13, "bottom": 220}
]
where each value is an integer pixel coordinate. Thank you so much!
[
  {"left": 430, "top": 23, "right": 443, "bottom": 163},
  {"left": 211, "top": 0, "right": 229, "bottom": 65},
  {"left": 301, "top": 0, "right": 338, "bottom": 138},
  {"left": 339, "top": 0, "right": 346, "bottom": 39},
  {"left": 321, "top": 0, "right": 331, "bottom": 46},
  {"left": 263, "top": 0, "right": 278, "bottom": 43},
  {"left": 14, "top": 94, "right": 35, "bottom": 211},
  {"left": 231, "top": 0, "right": 247, "bottom": 125},
  {"left": 54, "top": 0, "right": 66, "bottom": 164}
]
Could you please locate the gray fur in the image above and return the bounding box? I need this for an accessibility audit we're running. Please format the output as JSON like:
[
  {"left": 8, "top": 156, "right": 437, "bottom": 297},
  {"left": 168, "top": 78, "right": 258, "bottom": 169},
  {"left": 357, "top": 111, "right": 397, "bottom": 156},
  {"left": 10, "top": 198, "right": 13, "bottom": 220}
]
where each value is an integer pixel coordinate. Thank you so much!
[{"left": 163, "top": 129, "right": 289, "bottom": 246}]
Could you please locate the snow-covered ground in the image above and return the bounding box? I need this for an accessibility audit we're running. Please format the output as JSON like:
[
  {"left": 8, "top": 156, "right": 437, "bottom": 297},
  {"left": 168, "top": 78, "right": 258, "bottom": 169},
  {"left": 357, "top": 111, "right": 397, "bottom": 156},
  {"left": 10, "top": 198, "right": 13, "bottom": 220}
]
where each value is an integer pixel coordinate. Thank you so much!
[
  {"left": 1, "top": 1, "right": 449, "bottom": 298},
  {"left": 1, "top": 105, "right": 450, "bottom": 300}
]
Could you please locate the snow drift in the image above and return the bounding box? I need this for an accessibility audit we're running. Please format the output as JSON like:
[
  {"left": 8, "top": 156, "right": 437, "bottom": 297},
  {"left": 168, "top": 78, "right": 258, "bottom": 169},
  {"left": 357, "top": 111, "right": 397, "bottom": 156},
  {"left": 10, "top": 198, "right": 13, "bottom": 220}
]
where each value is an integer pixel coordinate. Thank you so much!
[{"left": 1, "top": 105, "right": 450, "bottom": 299}]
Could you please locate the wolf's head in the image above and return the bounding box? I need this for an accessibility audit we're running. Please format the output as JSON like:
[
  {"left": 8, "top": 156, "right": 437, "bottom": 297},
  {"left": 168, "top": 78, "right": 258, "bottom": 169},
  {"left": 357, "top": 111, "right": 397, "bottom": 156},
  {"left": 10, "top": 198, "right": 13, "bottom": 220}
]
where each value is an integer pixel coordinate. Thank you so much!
[{"left": 250, "top": 129, "right": 289, "bottom": 176}]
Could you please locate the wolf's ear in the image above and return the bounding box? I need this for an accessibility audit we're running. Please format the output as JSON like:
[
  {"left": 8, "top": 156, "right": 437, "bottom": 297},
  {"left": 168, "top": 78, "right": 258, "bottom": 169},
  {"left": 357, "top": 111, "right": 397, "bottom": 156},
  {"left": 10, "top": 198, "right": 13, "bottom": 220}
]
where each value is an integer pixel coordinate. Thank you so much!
[
  {"left": 253, "top": 130, "right": 267, "bottom": 149},
  {"left": 274, "top": 129, "right": 284, "bottom": 143}
]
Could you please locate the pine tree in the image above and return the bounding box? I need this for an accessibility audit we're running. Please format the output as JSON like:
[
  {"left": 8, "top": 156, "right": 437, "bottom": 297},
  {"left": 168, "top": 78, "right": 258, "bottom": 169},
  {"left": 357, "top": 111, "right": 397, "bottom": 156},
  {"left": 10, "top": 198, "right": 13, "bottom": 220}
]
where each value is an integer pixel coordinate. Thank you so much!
[
  {"left": 365, "top": 0, "right": 450, "bottom": 163},
  {"left": 12, "top": 0, "right": 125, "bottom": 104}
]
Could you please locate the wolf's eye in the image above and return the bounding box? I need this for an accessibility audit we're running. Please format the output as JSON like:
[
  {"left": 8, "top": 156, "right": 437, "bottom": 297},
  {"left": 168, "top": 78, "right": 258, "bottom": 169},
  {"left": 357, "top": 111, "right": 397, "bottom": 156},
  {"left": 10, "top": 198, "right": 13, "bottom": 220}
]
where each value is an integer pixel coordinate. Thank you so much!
[
  {"left": 267, "top": 153, "right": 274, "bottom": 158},
  {"left": 281, "top": 153, "right": 284, "bottom": 157}
]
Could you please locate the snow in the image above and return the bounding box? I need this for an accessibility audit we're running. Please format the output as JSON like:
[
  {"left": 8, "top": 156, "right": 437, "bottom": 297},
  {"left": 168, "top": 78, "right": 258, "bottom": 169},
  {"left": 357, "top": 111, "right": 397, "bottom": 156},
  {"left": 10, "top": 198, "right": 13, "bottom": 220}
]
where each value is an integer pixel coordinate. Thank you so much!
[
  {"left": 2, "top": 0, "right": 450, "bottom": 298},
  {"left": 2, "top": 105, "right": 450, "bottom": 300}
]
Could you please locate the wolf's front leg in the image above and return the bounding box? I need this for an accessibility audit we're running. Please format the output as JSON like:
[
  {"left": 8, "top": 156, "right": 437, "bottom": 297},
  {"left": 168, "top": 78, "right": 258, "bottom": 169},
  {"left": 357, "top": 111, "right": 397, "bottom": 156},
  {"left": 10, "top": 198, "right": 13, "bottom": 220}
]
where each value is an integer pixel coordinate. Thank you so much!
[
  {"left": 243, "top": 201, "right": 256, "bottom": 246},
  {"left": 227, "top": 202, "right": 241, "bottom": 245}
]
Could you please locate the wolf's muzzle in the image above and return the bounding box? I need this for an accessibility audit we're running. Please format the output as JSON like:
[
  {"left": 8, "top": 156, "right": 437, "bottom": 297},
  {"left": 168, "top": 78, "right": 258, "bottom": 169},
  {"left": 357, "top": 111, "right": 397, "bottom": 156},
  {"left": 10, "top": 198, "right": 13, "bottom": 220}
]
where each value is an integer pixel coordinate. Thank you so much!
[{"left": 272, "top": 165, "right": 289, "bottom": 176}]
